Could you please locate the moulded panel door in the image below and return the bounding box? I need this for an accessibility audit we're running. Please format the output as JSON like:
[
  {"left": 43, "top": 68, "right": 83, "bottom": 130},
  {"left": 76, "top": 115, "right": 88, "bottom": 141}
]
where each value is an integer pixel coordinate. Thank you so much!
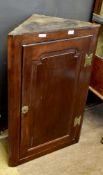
[{"left": 20, "top": 36, "right": 93, "bottom": 159}]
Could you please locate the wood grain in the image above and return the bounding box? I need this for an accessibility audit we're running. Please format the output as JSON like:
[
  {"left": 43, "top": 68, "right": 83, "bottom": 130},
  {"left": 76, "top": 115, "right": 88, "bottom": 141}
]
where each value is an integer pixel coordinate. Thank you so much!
[{"left": 8, "top": 14, "right": 100, "bottom": 166}]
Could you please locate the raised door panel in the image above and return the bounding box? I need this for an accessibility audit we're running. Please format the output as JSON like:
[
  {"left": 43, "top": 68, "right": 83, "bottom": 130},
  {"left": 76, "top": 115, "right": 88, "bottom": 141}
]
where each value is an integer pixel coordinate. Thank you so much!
[{"left": 20, "top": 36, "right": 93, "bottom": 158}]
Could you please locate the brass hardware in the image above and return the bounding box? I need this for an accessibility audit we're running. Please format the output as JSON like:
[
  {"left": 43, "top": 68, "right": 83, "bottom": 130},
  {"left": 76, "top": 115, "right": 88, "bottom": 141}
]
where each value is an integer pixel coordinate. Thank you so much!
[
  {"left": 74, "top": 116, "right": 81, "bottom": 127},
  {"left": 84, "top": 53, "right": 93, "bottom": 67},
  {"left": 21, "top": 106, "right": 29, "bottom": 114}
]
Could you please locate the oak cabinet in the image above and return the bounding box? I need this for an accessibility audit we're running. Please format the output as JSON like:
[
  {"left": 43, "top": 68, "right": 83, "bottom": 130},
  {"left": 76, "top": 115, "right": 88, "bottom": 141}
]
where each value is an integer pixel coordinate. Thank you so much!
[{"left": 8, "top": 14, "right": 100, "bottom": 166}]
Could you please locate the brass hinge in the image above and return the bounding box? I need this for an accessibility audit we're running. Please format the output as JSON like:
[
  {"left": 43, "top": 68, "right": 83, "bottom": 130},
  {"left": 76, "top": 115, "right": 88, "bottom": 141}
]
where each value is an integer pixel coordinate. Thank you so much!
[
  {"left": 74, "top": 116, "right": 81, "bottom": 127},
  {"left": 84, "top": 53, "right": 93, "bottom": 67},
  {"left": 21, "top": 106, "right": 29, "bottom": 114}
]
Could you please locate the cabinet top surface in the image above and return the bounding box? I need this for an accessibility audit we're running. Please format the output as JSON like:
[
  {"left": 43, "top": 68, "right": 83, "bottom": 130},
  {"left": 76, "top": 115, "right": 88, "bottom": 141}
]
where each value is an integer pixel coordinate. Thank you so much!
[{"left": 9, "top": 14, "right": 99, "bottom": 36}]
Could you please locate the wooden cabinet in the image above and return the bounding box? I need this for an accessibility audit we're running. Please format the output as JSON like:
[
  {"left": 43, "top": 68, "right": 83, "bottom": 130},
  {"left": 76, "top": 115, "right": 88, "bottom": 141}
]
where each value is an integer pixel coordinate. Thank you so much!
[
  {"left": 8, "top": 14, "right": 100, "bottom": 166},
  {"left": 90, "top": 0, "right": 103, "bottom": 99}
]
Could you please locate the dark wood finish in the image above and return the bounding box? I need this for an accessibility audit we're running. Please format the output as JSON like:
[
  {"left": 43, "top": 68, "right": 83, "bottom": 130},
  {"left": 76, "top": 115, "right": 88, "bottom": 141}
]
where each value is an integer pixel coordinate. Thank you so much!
[
  {"left": 8, "top": 14, "right": 100, "bottom": 166},
  {"left": 90, "top": 55, "right": 103, "bottom": 99},
  {"left": 93, "top": 0, "right": 102, "bottom": 14},
  {"left": 20, "top": 36, "right": 92, "bottom": 158},
  {"left": 90, "top": 0, "right": 103, "bottom": 98}
]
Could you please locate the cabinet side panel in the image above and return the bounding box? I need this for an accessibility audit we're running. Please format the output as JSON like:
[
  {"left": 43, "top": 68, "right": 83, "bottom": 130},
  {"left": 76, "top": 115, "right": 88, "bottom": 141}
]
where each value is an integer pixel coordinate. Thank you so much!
[{"left": 8, "top": 36, "right": 22, "bottom": 166}]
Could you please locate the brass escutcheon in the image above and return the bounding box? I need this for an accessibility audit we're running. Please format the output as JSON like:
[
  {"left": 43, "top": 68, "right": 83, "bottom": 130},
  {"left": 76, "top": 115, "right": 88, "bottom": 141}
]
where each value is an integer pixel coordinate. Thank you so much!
[{"left": 21, "top": 106, "right": 29, "bottom": 114}]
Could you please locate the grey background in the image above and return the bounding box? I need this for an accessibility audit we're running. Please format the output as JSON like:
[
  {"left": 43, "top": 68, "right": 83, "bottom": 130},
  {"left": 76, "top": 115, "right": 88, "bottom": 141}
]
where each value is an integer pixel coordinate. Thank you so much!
[{"left": 0, "top": 0, "right": 94, "bottom": 127}]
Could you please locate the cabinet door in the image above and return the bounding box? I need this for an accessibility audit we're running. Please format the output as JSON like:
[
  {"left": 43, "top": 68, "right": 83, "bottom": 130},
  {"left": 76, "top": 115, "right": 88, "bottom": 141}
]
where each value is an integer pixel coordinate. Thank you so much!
[{"left": 20, "top": 36, "right": 92, "bottom": 158}]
